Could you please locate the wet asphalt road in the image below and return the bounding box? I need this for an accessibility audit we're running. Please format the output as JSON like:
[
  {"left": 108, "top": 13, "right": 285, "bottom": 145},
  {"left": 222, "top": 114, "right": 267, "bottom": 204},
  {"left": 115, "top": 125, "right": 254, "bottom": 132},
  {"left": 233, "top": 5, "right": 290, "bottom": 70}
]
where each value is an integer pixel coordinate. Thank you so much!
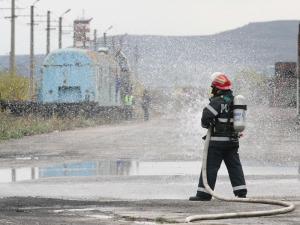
[{"left": 0, "top": 106, "right": 299, "bottom": 224}]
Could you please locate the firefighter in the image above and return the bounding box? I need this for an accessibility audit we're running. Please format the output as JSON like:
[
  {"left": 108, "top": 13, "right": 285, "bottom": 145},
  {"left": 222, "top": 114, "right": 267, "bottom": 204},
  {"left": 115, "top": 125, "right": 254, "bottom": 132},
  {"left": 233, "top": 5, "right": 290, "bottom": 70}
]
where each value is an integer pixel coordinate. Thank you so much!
[
  {"left": 141, "top": 89, "right": 151, "bottom": 121},
  {"left": 189, "top": 72, "right": 247, "bottom": 201}
]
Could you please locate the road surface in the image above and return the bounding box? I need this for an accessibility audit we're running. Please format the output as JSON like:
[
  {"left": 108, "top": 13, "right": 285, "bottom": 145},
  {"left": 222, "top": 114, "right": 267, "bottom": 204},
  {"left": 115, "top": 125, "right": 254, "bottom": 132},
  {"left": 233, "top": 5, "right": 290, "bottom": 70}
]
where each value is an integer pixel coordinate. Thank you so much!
[{"left": 0, "top": 106, "right": 299, "bottom": 224}]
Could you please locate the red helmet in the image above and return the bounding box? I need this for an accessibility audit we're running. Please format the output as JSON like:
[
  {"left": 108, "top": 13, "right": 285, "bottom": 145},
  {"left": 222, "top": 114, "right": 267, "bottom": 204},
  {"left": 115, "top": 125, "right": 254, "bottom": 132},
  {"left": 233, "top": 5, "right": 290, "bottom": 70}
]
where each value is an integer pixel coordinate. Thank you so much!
[{"left": 211, "top": 73, "right": 232, "bottom": 90}]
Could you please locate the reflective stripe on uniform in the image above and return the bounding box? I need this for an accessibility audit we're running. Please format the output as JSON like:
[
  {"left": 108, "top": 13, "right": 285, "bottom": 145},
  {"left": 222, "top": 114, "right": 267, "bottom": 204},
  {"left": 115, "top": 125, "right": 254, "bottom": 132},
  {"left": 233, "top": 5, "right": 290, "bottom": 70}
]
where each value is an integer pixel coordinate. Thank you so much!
[
  {"left": 210, "top": 136, "right": 231, "bottom": 141},
  {"left": 197, "top": 187, "right": 209, "bottom": 194},
  {"left": 206, "top": 105, "right": 218, "bottom": 116},
  {"left": 233, "top": 185, "right": 247, "bottom": 191},
  {"left": 218, "top": 118, "right": 233, "bottom": 123}
]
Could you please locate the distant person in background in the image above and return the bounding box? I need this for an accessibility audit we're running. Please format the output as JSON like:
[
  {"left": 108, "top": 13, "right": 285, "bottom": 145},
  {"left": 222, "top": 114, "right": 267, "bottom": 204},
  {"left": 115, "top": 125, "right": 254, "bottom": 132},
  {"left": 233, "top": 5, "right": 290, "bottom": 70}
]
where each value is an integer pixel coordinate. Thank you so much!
[
  {"left": 141, "top": 89, "right": 151, "bottom": 121},
  {"left": 124, "top": 93, "right": 134, "bottom": 120}
]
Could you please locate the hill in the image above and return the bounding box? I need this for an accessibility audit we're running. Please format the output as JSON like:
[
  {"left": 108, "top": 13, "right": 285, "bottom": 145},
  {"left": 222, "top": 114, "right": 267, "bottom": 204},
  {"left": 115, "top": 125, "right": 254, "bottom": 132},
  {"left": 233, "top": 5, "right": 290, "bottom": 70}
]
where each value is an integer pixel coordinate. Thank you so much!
[
  {"left": 0, "top": 20, "right": 298, "bottom": 87},
  {"left": 120, "top": 20, "right": 298, "bottom": 87}
]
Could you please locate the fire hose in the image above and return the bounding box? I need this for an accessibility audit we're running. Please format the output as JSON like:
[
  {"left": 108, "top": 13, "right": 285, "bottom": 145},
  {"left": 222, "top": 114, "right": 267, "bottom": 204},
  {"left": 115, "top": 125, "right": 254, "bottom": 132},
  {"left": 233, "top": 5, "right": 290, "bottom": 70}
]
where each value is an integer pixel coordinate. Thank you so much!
[{"left": 185, "top": 127, "right": 296, "bottom": 223}]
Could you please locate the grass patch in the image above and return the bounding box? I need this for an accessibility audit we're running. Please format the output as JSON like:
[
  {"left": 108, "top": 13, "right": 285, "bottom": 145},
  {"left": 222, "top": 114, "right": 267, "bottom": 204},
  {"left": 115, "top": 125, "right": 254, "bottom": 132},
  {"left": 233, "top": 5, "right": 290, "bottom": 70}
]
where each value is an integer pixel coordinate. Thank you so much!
[
  {"left": 0, "top": 73, "right": 29, "bottom": 101},
  {"left": 0, "top": 112, "right": 118, "bottom": 141}
]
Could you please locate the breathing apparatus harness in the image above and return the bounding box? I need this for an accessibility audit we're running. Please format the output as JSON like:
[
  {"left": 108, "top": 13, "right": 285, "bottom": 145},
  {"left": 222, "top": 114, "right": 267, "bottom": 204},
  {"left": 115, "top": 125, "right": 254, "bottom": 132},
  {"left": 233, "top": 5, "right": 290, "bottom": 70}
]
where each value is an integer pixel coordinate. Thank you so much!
[{"left": 209, "top": 92, "right": 246, "bottom": 142}]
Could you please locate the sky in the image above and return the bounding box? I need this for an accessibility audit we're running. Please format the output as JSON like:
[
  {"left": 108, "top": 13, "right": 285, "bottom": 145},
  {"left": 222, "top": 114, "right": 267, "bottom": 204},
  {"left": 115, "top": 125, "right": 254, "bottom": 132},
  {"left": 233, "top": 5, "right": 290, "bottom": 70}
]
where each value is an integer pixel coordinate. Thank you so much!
[{"left": 0, "top": 0, "right": 300, "bottom": 55}]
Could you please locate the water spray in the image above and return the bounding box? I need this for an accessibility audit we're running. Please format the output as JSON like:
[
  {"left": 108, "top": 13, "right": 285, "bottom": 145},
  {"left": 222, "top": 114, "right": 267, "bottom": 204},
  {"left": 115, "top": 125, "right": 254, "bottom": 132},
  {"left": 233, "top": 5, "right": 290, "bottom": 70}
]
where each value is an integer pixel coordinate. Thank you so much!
[{"left": 185, "top": 127, "right": 296, "bottom": 223}]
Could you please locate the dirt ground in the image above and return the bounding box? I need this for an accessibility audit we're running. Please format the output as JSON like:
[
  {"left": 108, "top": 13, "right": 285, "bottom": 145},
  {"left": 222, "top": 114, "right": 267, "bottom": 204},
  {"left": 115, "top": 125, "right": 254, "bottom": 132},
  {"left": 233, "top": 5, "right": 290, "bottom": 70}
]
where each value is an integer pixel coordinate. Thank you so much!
[{"left": 0, "top": 106, "right": 299, "bottom": 224}]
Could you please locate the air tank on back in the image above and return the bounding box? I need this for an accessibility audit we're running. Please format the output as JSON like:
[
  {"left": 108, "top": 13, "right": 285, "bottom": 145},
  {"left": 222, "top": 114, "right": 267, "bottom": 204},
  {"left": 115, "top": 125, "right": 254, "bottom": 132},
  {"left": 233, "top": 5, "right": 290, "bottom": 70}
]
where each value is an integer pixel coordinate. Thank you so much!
[{"left": 233, "top": 95, "right": 247, "bottom": 132}]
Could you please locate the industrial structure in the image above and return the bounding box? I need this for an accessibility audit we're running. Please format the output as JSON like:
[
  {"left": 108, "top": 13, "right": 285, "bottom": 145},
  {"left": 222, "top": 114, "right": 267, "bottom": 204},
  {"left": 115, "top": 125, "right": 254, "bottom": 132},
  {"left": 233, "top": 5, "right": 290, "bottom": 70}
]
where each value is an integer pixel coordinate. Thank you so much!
[
  {"left": 73, "top": 18, "right": 93, "bottom": 49},
  {"left": 271, "top": 62, "right": 297, "bottom": 107}
]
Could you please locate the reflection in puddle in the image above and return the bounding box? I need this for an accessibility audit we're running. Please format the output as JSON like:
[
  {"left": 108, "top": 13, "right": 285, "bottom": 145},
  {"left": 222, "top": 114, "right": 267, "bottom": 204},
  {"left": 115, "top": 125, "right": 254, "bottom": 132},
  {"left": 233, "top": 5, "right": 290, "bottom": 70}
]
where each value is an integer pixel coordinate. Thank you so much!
[
  {"left": 40, "top": 161, "right": 133, "bottom": 178},
  {"left": 0, "top": 167, "right": 39, "bottom": 183},
  {"left": 0, "top": 160, "right": 298, "bottom": 183}
]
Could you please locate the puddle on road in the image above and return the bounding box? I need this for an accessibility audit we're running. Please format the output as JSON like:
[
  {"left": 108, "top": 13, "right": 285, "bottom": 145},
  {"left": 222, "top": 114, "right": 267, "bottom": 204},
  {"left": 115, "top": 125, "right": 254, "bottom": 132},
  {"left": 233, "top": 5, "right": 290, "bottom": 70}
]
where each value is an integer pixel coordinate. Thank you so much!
[{"left": 0, "top": 160, "right": 298, "bottom": 183}]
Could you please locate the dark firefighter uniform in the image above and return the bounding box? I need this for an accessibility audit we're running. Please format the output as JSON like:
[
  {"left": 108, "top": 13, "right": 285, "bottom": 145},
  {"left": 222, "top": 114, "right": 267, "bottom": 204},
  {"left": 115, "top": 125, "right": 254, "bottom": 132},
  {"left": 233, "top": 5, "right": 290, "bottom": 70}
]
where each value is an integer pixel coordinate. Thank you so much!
[{"left": 193, "top": 90, "right": 247, "bottom": 200}]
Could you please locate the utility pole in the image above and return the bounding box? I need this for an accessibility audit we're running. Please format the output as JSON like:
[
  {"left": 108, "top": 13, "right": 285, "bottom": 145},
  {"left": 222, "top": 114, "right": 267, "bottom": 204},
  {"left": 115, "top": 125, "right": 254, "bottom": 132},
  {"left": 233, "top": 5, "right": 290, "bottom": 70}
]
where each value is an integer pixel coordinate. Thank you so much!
[
  {"left": 29, "top": 5, "right": 34, "bottom": 99},
  {"left": 134, "top": 44, "right": 139, "bottom": 80},
  {"left": 83, "top": 31, "right": 87, "bottom": 48},
  {"left": 10, "top": 0, "right": 16, "bottom": 75},
  {"left": 46, "top": 10, "right": 50, "bottom": 54},
  {"left": 93, "top": 29, "right": 97, "bottom": 51},
  {"left": 58, "top": 16, "right": 62, "bottom": 49},
  {"left": 103, "top": 25, "right": 113, "bottom": 48},
  {"left": 2, "top": 1, "right": 26, "bottom": 75},
  {"left": 112, "top": 36, "right": 116, "bottom": 51},
  {"left": 297, "top": 23, "right": 300, "bottom": 117},
  {"left": 73, "top": 22, "right": 75, "bottom": 47},
  {"left": 103, "top": 32, "right": 107, "bottom": 47},
  {"left": 58, "top": 9, "right": 71, "bottom": 49}
]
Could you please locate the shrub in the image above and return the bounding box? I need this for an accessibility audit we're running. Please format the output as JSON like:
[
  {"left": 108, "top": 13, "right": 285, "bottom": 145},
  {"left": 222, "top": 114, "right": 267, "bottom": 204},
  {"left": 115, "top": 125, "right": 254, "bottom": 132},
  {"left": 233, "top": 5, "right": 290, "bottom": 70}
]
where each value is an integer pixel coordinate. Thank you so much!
[{"left": 0, "top": 72, "right": 29, "bottom": 101}]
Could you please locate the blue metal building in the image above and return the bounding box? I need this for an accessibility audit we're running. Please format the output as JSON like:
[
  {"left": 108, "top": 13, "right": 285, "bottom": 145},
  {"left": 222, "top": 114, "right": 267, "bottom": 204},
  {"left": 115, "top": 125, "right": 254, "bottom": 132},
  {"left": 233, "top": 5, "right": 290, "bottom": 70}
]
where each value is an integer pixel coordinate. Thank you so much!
[{"left": 38, "top": 48, "right": 122, "bottom": 106}]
